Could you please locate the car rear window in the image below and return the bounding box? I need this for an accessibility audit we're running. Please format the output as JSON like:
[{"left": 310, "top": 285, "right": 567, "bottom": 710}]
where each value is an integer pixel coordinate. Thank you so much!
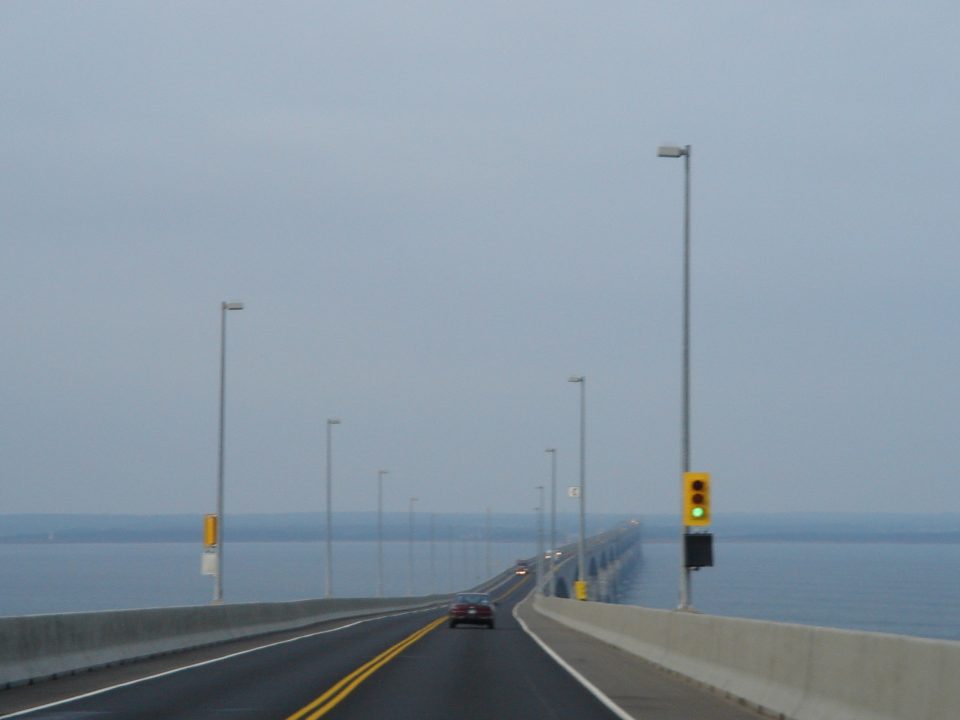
[{"left": 455, "top": 594, "right": 490, "bottom": 604}]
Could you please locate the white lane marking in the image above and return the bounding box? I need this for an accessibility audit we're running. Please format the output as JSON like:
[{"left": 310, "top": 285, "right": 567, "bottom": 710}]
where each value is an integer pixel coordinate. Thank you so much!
[
  {"left": 0, "top": 605, "right": 444, "bottom": 719},
  {"left": 512, "top": 601, "right": 637, "bottom": 720}
]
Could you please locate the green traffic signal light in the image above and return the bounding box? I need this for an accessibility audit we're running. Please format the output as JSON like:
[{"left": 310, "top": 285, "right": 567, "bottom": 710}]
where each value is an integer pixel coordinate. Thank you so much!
[{"left": 691, "top": 507, "right": 705, "bottom": 519}]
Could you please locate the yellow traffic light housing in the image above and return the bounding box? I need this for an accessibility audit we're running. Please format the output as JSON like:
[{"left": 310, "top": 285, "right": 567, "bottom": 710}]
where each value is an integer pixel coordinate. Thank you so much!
[{"left": 683, "top": 472, "right": 711, "bottom": 527}]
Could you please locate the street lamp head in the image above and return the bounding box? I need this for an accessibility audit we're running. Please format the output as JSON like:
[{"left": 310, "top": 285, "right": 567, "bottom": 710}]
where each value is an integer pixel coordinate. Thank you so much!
[
  {"left": 657, "top": 145, "right": 688, "bottom": 158},
  {"left": 327, "top": 418, "right": 341, "bottom": 425},
  {"left": 222, "top": 301, "right": 244, "bottom": 311},
  {"left": 568, "top": 375, "right": 584, "bottom": 383},
  {"left": 546, "top": 448, "right": 556, "bottom": 454}
]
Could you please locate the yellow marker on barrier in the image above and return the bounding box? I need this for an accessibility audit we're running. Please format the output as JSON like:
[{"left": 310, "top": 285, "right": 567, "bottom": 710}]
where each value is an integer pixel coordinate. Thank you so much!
[
  {"left": 204, "top": 514, "right": 218, "bottom": 547},
  {"left": 574, "top": 580, "right": 588, "bottom": 601}
]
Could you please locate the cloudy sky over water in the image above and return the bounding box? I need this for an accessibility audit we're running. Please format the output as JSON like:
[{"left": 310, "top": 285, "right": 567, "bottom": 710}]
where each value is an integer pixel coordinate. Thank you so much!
[{"left": 2, "top": 2, "right": 958, "bottom": 517}]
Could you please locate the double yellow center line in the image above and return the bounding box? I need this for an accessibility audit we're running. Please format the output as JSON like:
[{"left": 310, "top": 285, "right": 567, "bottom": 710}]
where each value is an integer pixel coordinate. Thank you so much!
[
  {"left": 285, "top": 615, "right": 447, "bottom": 720},
  {"left": 285, "top": 576, "right": 530, "bottom": 720}
]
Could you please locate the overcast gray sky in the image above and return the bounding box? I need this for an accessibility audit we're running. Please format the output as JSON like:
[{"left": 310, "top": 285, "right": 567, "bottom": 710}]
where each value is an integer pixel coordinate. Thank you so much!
[{"left": 2, "top": 2, "right": 958, "bottom": 518}]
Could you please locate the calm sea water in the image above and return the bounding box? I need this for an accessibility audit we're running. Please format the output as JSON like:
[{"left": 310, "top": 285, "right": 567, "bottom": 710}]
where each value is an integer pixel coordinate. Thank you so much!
[
  {"left": 2, "top": 539, "right": 958, "bottom": 642},
  {"left": 0, "top": 540, "right": 534, "bottom": 617},
  {"left": 620, "top": 540, "right": 960, "bottom": 641}
]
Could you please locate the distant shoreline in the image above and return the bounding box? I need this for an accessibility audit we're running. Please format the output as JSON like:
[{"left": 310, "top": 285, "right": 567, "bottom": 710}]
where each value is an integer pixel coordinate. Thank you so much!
[
  {"left": 3, "top": 532, "right": 959, "bottom": 545},
  {"left": 2, "top": 512, "right": 958, "bottom": 545}
]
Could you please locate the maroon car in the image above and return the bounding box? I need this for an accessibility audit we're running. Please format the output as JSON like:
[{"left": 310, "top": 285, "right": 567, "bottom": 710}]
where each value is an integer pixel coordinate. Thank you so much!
[{"left": 448, "top": 592, "right": 496, "bottom": 629}]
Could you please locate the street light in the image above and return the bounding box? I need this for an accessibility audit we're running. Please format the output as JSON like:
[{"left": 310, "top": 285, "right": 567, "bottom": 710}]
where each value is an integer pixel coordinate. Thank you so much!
[
  {"left": 407, "top": 497, "right": 419, "bottom": 596},
  {"left": 377, "top": 470, "right": 389, "bottom": 597},
  {"left": 568, "top": 375, "right": 587, "bottom": 601},
  {"left": 535, "top": 485, "right": 545, "bottom": 593},
  {"left": 324, "top": 418, "right": 341, "bottom": 598},
  {"left": 546, "top": 448, "right": 557, "bottom": 587},
  {"left": 447, "top": 525, "right": 455, "bottom": 592},
  {"left": 213, "top": 300, "right": 243, "bottom": 604},
  {"left": 485, "top": 506, "right": 492, "bottom": 579},
  {"left": 658, "top": 143, "right": 695, "bottom": 609},
  {"left": 430, "top": 512, "right": 436, "bottom": 595}
]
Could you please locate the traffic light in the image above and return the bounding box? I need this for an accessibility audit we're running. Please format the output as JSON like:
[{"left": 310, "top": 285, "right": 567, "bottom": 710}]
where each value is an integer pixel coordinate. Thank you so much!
[{"left": 683, "top": 472, "right": 711, "bottom": 527}]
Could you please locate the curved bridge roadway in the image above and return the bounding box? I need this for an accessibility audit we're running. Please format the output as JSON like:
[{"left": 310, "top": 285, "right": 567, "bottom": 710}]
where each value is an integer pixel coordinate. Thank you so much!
[
  {"left": 1, "top": 574, "right": 615, "bottom": 719},
  {"left": 1, "top": 572, "right": 769, "bottom": 720}
]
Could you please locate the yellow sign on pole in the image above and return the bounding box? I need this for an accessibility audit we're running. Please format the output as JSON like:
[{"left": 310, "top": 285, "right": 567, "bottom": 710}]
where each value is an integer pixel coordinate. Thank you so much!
[
  {"left": 574, "top": 580, "right": 588, "bottom": 601},
  {"left": 204, "top": 514, "right": 218, "bottom": 547}
]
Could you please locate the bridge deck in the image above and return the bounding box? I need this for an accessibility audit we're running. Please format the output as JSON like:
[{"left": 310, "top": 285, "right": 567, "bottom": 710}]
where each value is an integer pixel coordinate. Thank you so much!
[{"left": 1, "top": 582, "right": 770, "bottom": 719}]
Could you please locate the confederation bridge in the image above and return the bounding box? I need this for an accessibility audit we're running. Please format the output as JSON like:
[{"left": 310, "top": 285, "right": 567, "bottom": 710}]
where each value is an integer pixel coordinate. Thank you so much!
[{"left": 0, "top": 524, "right": 957, "bottom": 720}]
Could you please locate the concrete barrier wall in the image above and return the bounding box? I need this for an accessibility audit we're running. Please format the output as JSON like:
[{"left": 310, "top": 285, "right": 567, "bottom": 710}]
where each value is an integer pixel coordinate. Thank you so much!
[
  {"left": 0, "top": 595, "right": 449, "bottom": 689},
  {"left": 534, "top": 595, "right": 960, "bottom": 720}
]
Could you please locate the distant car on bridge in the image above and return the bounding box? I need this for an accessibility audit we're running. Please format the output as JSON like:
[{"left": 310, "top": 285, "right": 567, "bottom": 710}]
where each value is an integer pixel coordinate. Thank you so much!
[
  {"left": 514, "top": 561, "right": 529, "bottom": 575},
  {"left": 448, "top": 592, "right": 496, "bottom": 629}
]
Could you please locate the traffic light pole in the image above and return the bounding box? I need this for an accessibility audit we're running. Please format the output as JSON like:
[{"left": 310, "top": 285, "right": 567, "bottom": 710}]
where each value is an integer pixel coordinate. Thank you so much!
[{"left": 679, "top": 145, "right": 692, "bottom": 611}]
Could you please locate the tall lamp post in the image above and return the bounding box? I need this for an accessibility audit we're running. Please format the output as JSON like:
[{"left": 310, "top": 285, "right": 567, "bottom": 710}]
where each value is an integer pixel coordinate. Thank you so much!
[
  {"left": 568, "top": 375, "right": 587, "bottom": 600},
  {"left": 324, "top": 418, "right": 341, "bottom": 598},
  {"left": 213, "top": 300, "right": 243, "bottom": 605},
  {"left": 430, "top": 512, "right": 436, "bottom": 595},
  {"left": 377, "top": 470, "right": 389, "bottom": 597},
  {"left": 485, "top": 507, "right": 492, "bottom": 579},
  {"left": 658, "top": 143, "right": 694, "bottom": 609},
  {"left": 546, "top": 448, "right": 557, "bottom": 585},
  {"left": 407, "top": 497, "right": 418, "bottom": 596},
  {"left": 535, "top": 485, "right": 545, "bottom": 593}
]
